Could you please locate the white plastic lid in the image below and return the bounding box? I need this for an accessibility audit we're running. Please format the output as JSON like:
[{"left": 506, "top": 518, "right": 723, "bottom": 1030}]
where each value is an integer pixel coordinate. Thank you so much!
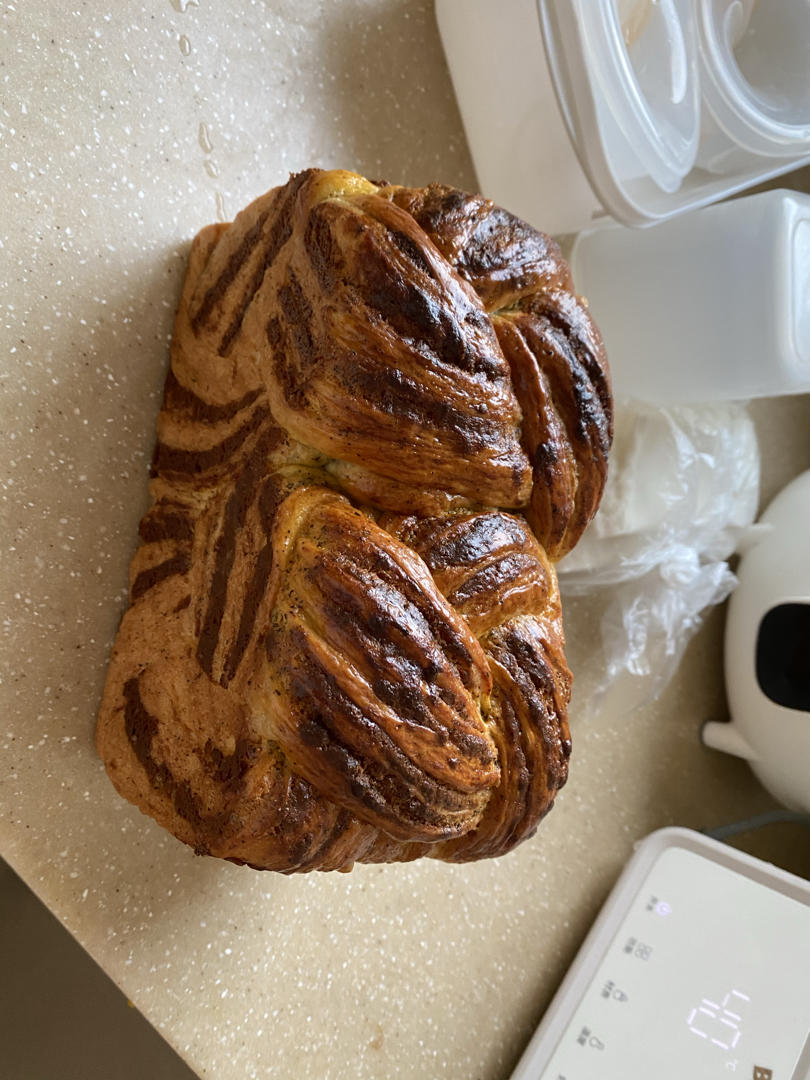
[
  {"left": 698, "top": 0, "right": 810, "bottom": 157},
  {"left": 575, "top": 0, "right": 700, "bottom": 193}
]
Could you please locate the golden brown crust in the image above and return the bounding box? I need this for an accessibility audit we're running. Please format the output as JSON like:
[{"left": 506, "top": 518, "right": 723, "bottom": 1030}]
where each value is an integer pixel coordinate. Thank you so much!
[{"left": 95, "top": 168, "right": 611, "bottom": 872}]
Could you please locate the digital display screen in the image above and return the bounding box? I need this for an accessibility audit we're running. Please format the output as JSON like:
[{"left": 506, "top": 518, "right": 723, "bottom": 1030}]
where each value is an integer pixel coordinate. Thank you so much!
[{"left": 538, "top": 847, "right": 810, "bottom": 1078}]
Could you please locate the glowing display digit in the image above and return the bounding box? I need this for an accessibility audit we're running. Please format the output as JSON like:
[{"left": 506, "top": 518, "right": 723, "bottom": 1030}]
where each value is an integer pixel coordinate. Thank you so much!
[{"left": 686, "top": 989, "right": 750, "bottom": 1050}]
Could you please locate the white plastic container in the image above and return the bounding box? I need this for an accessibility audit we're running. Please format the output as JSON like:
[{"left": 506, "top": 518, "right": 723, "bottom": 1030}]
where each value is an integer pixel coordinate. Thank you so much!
[
  {"left": 569, "top": 188, "right": 810, "bottom": 403},
  {"left": 434, "top": 0, "right": 605, "bottom": 234},
  {"left": 435, "top": 0, "right": 810, "bottom": 234}
]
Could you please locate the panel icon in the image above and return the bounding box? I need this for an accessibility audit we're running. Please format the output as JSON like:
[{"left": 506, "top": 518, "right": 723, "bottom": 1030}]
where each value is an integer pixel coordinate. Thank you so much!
[
  {"left": 601, "top": 980, "right": 628, "bottom": 1002},
  {"left": 644, "top": 892, "right": 672, "bottom": 915}
]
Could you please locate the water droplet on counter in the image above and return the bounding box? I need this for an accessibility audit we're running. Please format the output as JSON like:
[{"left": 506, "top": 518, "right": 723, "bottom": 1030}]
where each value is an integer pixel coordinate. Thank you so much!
[
  {"left": 215, "top": 191, "right": 227, "bottom": 222},
  {"left": 178, "top": 34, "right": 191, "bottom": 55},
  {"left": 169, "top": 0, "right": 198, "bottom": 13},
  {"left": 198, "top": 122, "right": 214, "bottom": 154},
  {"left": 204, "top": 159, "right": 219, "bottom": 179}
]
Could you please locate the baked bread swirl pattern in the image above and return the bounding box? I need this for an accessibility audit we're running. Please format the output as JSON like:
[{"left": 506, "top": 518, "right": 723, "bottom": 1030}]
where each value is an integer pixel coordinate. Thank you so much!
[{"left": 96, "top": 169, "right": 611, "bottom": 872}]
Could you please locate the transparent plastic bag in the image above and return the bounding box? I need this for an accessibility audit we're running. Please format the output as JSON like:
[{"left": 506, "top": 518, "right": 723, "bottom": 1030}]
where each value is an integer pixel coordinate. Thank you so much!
[{"left": 557, "top": 400, "right": 760, "bottom": 711}]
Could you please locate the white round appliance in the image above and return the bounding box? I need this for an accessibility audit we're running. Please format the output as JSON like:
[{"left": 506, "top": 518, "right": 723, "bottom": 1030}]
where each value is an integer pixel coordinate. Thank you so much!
[{"left": 703, "top": 469, "right": 810, "bottom": 812}]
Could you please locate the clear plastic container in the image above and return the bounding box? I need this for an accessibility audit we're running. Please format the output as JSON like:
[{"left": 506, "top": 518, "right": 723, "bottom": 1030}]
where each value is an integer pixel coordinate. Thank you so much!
[
  {"left": 571, "top": 0, "right": 700, "bottom": 193},
  {"left": 697, "top": 0, "right": 810, "bottom": 173},
  {"left": 539, "top": 0, "right": 702, "bottom": 213},
  {"left": 569, "top": 188, "right": 810, "bottom": 403},
  {"left": 435, "top": 0, "right": 810, "bottom": 234}
]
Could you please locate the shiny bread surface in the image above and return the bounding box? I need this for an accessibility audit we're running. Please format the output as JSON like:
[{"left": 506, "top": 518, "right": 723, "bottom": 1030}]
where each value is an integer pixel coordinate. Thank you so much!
[{"left": 96, "top": 169, "right": 611, "bottom": 871}]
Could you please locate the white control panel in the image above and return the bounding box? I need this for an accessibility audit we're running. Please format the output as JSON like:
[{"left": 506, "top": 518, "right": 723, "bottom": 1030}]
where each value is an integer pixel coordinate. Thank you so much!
[{"left": 511, "top": 828, "right": 810, "bottom": 1080}]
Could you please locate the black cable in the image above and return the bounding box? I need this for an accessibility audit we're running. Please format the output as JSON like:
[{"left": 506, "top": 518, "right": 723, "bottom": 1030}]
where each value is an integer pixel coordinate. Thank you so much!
[{"left": 702, "top": 809, "right": 810, "bottom": 841}]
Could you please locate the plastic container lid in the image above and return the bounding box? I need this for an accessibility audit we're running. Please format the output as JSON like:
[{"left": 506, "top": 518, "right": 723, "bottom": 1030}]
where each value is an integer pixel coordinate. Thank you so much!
[
  {"left": 438, "top": 0, "right": 810, "bottom": 230},
  {"left": 579, "top": 0, "right": 700, "bottom": 192},
  {"left": 698, "top": 0, "right": 810, "bottom": 157},
  {"left": 538, "top": 0, "right": 701, "bottom": 222}
]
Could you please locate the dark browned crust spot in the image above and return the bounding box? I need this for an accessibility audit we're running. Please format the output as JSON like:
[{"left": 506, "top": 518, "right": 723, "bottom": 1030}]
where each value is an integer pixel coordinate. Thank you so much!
[
  {"left": 131, "top": 553, "right": 191, "bottom": 601},
  {"left": 124, "top": 677, "right": 203, "bottom": 831},
  {"left": 196, "top": 427, "right": 283, "bottom": 681},
  {"left": 191, "top": 209, "right": 272, "bottom": 336},
  {"left": 162, "top": 370, "right": 263, "bottom": 425},
  {"left": 151, "top": 405, "right": 274, "bottom": 479}
]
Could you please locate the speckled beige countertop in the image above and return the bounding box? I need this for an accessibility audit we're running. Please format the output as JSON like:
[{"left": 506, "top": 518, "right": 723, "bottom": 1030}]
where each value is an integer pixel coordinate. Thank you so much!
[{"left": 2, "top": 3, "right": 809, "bottom": 1078}]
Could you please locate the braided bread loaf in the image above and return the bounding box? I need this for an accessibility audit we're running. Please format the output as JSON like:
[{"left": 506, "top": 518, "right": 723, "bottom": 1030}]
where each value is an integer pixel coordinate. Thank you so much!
[{"left": 96, "top": 169, "right": 611, "bottom": 872}]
